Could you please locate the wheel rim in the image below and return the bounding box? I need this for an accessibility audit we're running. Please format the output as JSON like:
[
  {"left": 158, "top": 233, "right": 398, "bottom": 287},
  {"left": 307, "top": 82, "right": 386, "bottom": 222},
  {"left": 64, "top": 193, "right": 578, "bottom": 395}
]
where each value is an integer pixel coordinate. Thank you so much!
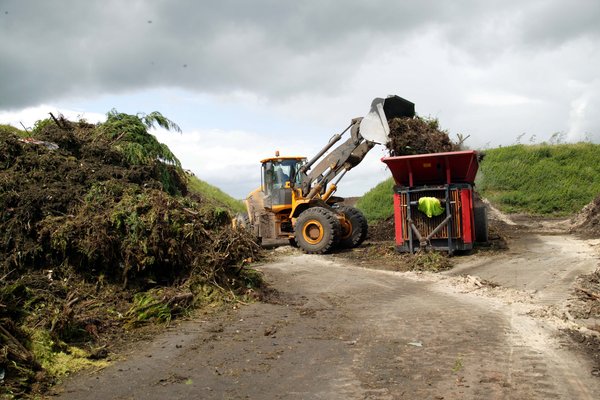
[
  {"left": 340, "top": 217, "right": 352, "bottom": 240},
  {"left": 302, "top": 219, "right": 324, "bottom": 245}
]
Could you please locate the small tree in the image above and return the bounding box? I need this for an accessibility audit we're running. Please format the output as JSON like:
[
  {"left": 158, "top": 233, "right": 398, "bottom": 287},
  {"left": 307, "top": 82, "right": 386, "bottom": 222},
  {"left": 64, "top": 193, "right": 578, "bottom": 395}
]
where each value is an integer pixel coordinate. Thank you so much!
[{"left": 100, "top": 110, "right": 184, "bottom": 194}]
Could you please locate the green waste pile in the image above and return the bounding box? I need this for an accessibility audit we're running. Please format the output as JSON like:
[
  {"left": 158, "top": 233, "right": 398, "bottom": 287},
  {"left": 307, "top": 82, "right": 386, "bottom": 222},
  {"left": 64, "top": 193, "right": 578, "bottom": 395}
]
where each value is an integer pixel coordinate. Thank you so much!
[
  {"left": 386, "top": 116, "right": 458, "bottom": 156},
  {"left": 0, "top": 113, "right": 260, "bottom": 397}
]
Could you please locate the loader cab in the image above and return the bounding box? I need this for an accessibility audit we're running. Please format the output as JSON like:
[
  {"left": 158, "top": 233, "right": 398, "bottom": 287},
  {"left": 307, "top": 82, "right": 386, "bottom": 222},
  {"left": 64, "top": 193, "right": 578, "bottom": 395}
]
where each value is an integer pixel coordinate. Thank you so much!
[{"left": 261, "top": 156, "right": 306, "bottom": 208}]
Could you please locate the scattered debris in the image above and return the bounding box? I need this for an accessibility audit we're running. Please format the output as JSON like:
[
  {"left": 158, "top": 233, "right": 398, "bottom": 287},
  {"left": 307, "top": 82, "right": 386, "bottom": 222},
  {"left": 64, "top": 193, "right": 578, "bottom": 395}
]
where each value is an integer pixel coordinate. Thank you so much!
[
  {"left": 18, "top": 137, "right": 59, "bottom": 150},
  {"left": 570, "top": 195, "right": 600, "bottom": 237},
  {"left": 463, "top": 275, "right": 500, "bottom": 290},
  {"left": 569, "top": 269, "right": 600, "bottom": 323},
  {"left": 407, "top": 251, "right": 453, "bottom": 272},
  {"left": 368, "top": 217, "right": 395, "bottom": 242},
  {"left": 264, "top": 326, "right": 277, "bottom": 336},
  {"left": 577, "top": 286, "right": 600, "bottom": 301}
]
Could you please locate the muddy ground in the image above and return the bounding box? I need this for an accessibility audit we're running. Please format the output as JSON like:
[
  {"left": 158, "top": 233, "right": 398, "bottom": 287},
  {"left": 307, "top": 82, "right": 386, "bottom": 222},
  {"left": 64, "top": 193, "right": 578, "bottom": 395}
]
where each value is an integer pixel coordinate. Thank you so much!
[{"left": 49, "top": 214, "right": 600, "bottom": 399}]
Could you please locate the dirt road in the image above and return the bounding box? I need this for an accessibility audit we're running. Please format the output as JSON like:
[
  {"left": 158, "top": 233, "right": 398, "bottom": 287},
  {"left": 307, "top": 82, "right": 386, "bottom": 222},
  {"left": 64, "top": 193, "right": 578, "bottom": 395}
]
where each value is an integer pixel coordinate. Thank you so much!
[{"left": 53, "top": 230, "right": 600, "bottom": 399}]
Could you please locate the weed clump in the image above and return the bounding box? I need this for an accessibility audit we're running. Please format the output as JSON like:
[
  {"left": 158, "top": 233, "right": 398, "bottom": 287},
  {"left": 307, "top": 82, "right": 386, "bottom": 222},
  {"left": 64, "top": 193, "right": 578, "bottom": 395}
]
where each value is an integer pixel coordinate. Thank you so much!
[{"left": 407, "top": 251, "right": 453, "bottom": 272}]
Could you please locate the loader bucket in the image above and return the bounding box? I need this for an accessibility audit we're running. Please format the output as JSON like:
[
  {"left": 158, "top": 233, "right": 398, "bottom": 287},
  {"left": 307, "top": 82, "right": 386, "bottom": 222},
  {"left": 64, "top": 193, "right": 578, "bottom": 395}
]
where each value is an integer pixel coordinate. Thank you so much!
[
  {"left": 382, "top": 95, "right": 415, "bottom": 120},
  {"left": 360, "top": 96, "right": 415, "bottom": 145}
]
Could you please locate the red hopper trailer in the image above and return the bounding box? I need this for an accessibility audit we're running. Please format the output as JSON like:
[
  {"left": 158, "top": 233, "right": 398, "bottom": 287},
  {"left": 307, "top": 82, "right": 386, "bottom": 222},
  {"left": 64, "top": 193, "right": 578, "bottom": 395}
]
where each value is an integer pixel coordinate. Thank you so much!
[{"left": 381, "top": 150, "right": 487, "bottom": 254}]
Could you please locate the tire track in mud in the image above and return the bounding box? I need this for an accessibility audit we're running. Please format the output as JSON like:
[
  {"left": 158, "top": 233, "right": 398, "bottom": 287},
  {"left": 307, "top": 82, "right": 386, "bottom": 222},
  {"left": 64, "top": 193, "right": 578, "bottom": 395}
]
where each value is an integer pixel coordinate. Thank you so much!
[
  {"left": 332, "top": 270, "right": 561, "bottom": 399},
  {"left": 265, "top": 255, "right": 598, "bottom": 399},
  {"left": 54, "top": 253, "right": 599, "bottom": 399}
]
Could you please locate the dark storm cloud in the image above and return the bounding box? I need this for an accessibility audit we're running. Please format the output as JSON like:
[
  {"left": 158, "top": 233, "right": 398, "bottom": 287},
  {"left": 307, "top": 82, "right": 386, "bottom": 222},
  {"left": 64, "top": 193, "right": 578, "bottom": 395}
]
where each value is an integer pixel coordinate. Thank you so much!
[
  {"left": 0, "top": 0, "right": 598, "bottom": 109},
  {"left": 518, "top": 0, "right": 600, "bottom": 47}
]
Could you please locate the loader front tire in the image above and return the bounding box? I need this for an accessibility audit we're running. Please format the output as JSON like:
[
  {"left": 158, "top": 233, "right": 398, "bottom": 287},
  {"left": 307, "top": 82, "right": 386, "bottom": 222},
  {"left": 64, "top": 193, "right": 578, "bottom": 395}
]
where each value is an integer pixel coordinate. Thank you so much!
[
  {"left": 338, "top": 206, "right": 368, "bottom": 248},
  {"left": 294, "top": 207, "right": 341, "bottom": 254}
]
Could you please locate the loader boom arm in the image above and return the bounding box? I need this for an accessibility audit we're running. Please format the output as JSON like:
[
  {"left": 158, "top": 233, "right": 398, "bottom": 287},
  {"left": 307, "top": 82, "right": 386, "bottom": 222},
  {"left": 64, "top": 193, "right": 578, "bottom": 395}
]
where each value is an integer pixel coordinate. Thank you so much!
[
  {"left": 297, "top": 95, "right": 415, "bottom": 199},
  {"left": 298, "top": 119, "right": 372, "bottom": 198}
]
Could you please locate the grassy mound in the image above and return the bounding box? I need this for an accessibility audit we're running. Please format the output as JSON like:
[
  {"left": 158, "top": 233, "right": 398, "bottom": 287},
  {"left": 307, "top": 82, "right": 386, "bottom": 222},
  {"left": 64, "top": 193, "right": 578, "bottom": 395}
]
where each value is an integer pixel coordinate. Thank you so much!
[
  {"left": 356, "top": 178, "right": 395, "bottom": 223},
  {"left": 0, "top": 114, "right": 260, "bottom": 397},
  {"left": 187, "top": 175, "right": 245, "bottom": 214},
  {"left": 477, "top": 143, "right": 600, "bottom": 215}
]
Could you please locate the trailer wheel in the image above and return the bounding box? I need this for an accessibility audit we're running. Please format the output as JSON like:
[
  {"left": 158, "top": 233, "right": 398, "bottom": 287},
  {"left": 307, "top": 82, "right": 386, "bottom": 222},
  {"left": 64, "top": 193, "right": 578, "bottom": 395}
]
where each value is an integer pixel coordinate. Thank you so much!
[
  {"left": 473, "top": 206, "right": 488, "bottom": 243},
  {"left": 294, "top": 207, "right": 341, "bottom": 254},
  {"left": 338, "top": 206, "right": 368, "bottom": 248}
]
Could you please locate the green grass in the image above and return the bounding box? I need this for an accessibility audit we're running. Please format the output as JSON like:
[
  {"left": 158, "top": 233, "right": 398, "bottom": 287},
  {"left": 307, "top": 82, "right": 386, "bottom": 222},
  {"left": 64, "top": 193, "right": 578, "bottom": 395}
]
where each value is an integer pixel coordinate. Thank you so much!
[
  {"left": 477, "top": 143, "right": 600, "bottom": 215},
  {"left": 0, "top": 123, "right": 28, "bottom": 137},
  {"left": 187, "top": 175, "right": 246, "bottom": 214},
  {"left": 356, "top": 177, "right": 395, "bottom": 222}
]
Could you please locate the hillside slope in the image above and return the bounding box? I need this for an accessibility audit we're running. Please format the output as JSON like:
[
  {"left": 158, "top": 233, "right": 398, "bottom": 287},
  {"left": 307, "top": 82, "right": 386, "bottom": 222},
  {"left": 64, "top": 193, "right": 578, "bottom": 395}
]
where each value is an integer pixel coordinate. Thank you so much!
[
  {"left": 477, "top": 143, "right": 600, "bottom": 215},
  {"left": 187, "top": 175, "right": 245, "bottom": 214}
]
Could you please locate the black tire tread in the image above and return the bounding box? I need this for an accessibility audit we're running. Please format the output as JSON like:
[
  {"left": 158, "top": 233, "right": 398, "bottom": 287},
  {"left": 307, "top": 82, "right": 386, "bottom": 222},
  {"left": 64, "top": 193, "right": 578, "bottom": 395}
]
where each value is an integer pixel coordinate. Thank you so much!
[
  {"left": 294, "top": 207, "right": 341, "bottom": 254},
  {"left": 473, "top": 206, "right": 488, "bottom": 243},
  {"left": 337, "top": 205, "right": 368, "bottom": 248}
]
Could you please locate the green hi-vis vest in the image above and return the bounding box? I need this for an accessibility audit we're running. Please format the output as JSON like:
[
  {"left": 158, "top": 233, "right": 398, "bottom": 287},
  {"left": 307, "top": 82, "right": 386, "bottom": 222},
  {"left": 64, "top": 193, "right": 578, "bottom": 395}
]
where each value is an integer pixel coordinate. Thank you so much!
[{"left": 418, "top": 197, "right": 445, "bottom": 218}]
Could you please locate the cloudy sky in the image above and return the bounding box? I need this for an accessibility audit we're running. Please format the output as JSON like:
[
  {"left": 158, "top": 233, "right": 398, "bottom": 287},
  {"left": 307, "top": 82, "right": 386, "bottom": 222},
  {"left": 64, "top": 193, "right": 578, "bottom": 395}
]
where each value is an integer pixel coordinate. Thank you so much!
[{"left": 1, "top": 0, "right": 599, "bottom": 198}]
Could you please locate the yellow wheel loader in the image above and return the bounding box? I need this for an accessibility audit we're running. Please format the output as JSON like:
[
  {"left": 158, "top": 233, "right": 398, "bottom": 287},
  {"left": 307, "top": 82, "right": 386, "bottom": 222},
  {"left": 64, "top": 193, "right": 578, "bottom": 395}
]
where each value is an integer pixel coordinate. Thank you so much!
[{"left": 236, "top": 96, "right": 415, "bottom": 254}]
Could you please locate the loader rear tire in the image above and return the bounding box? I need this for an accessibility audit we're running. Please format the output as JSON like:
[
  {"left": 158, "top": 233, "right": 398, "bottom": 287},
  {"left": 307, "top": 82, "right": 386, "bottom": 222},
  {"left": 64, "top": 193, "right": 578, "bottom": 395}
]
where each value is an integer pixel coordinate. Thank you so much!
[
  {"left": 338, "top": 206, "right": 368, "bottom": 248},
  {"left": 294, "top": 207, "right": 341, "bottom": 254}
]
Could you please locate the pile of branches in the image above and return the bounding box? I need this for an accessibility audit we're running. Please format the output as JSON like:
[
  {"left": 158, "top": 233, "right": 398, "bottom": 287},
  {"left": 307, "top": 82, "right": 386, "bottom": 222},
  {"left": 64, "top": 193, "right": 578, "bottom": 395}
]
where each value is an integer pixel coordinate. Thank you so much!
[
  {"left": 386, "top": 116, "right": 459, "bottom": 156},
  {"left": 368, "top": 217, "right": 395, "bottom": 242},
  {"left": 0, "top": 114, "right": 260, "bottom": 396},
  {"left": 572, "top": 269, "right": 600, "bottom": 324},
  {"left": 572, "top": 195, "right": 600, "bottom": 237}
]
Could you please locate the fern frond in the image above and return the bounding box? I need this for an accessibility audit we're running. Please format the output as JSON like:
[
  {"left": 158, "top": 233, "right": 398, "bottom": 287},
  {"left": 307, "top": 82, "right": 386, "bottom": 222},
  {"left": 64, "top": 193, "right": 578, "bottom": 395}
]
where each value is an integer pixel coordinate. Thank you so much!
[{"left": 141, "top": 112, "right": 182, "bottom": 133}]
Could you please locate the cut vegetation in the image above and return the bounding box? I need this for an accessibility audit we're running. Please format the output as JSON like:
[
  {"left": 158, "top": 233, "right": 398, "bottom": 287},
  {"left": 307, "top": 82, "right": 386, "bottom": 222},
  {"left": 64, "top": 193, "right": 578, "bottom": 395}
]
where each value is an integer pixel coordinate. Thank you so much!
[
  {"left": 386, "top": 116, "right": 459, "bottom": 156},
  {"left": 0, "top": 113, "right": 260, "bottom": 398}
]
